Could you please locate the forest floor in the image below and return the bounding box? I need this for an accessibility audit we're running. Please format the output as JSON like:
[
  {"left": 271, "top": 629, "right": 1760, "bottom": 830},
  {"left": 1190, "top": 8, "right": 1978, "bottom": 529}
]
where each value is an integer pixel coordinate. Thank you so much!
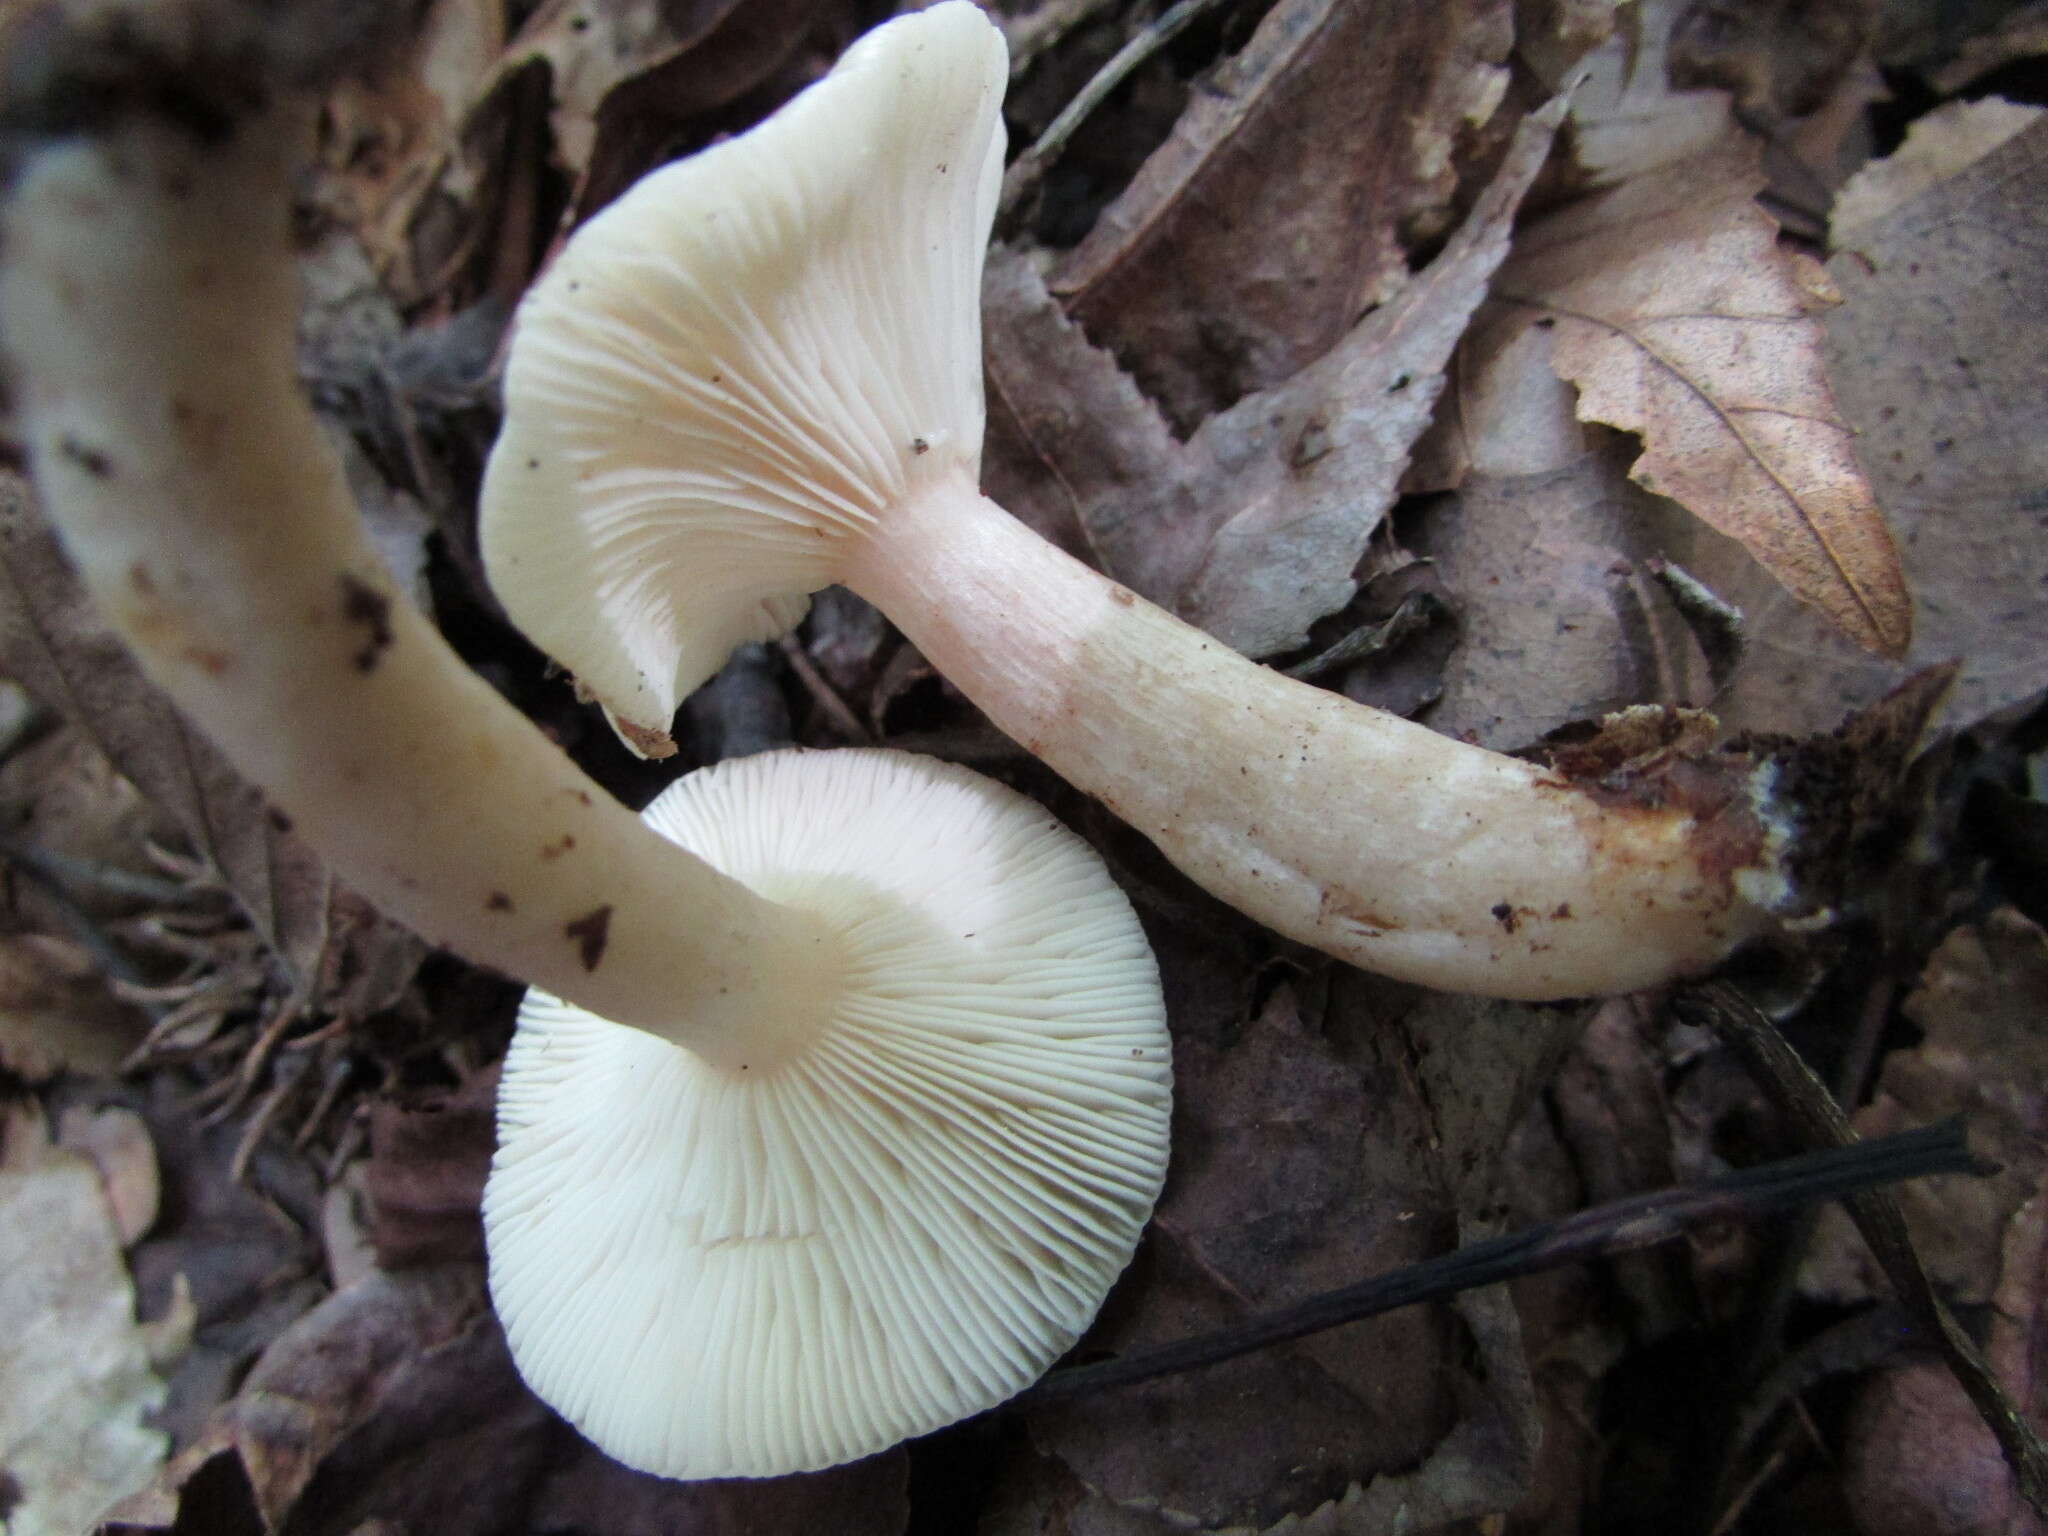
[{"left": 3, "top": 0, "right": 2046, "bottom": 1531}]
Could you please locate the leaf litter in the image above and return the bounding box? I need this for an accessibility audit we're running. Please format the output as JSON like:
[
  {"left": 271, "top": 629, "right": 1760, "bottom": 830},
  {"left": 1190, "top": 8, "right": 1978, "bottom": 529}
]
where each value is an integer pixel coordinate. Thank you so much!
[{"left": 1, "top": 0, "right": 2044, "bottom": 1530}]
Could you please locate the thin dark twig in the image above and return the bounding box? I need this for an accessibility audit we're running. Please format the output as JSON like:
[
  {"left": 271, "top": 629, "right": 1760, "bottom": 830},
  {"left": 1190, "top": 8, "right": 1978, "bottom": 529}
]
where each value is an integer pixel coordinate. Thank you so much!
[
  {"left": 1022, "top": 1118, "right": 1978, "bottom": 1405},
  {"left": 999, "top": 0, "right": 1240, "bottom": 220},
  {"left": 1678, "top": 980, "right": 2048, "bottom": 1520}
]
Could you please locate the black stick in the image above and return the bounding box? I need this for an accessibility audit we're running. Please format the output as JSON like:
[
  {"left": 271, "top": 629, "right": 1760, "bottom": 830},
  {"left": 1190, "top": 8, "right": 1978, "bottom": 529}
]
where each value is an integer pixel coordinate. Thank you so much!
[{"left": 1023, "top": 1118, "right": 1979, "bottom": 1405}]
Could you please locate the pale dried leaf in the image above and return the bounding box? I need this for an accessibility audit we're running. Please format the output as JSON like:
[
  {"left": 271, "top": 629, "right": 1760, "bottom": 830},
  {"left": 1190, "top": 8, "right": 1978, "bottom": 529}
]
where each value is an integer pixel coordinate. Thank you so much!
[
  {"left": 1659, "top": 115, "right": 2048, "bottom": 735},
  {"left": 1560, "top": 0, "right": 1735, "bottom": 185},
  {"left": 1833, "top": 96, "right": 2046, "bottom": 237},
  {"left": 0, "top": 1104, "right": 176, "bottom": 1535},
  {"left": 1497, "top": 136, "right": 1912, "bottom": 658},
  {"left": 57, "top": 1104, "right": 159, "bottom": 1248},
  {"left": 1052, "top": 0, "right": 1514, "bottom": 430}
]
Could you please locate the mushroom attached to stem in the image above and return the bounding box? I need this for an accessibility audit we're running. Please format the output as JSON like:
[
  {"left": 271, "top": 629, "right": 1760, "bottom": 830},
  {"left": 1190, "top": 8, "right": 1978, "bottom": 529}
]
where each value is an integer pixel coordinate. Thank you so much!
[
  {"left": 481, "top": 1, "right": 1799, "bottom": 1003},
  {"left": 0, "top": 47, "right": 1169, "bottom": 1479}
]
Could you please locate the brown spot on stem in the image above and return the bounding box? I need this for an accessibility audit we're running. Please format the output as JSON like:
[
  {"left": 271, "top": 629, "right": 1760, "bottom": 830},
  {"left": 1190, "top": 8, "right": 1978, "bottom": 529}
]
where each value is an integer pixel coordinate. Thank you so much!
[
  {"left": 57, "top": 436, "right": 112, "bottom": 477},
  {"left": 486, "top": 891, "right": 514, "bottom": 912},
  {"left": 267, "top": 807, "right": 293, "bottom": 833},
  {"left": 339, "top": 574, "right": 394, "bottom": 673},
  {"left": 613, "top": 717, "right": 678, "bottom": 759},
  {"left": 1318, "top": 887, "right": 1404, "bottom": 937},
  {"left": 1108, "top": 584, "right": 1136, "bottom": 607},
  {"left": 128, "top": 562, "right": 156, "bottom": 595},
  {"left": 565, "top": 905, "right": 612, "bottom": 970},
  {"left": 541, "top": 834, "right": 576, "bottom": 860}
]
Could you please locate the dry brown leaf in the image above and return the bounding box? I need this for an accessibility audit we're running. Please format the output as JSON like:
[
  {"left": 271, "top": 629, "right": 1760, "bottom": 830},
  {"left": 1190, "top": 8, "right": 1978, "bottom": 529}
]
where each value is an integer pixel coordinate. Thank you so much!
[
  {"left": 1656, "top": 115, "right": 2048, "bottom": 735},
  {"left": 987, "top": 101, "right": 1563, "bottom": 657},
  {"left": 1803, "top": 908, "right": 2048, "bottom": 1307},
  {"left": 1402, "top": 433, "right": 1701, "bottom": 750},
  {"left": 0, "top": 1103, "right": 186, "bottom": 1535},
  {"left": 0, "top": 934, "right": 147, "bottom": 1080},
  {"left": 1843, "top": 1173, "right": 2048, "bottom": 1536},
  {"left": 1558, "top": 0, "right": 1736, "bottom": 186},
  {"left": 57, "top": 1104, "right": 160, "bottom": 1248},
  {"left": 362, "top": 1067, "right": 497, "bottom": 1269},
  {"left": 1495, "top": 135, "right": 1911, "bottom": 659},
  {"left": 497, "top": 0, "right": 753, "bottom": 172},
  {"left": 1021, "top": 968, "right": 1569, "bottom": 1531},
  {"left": 1832, "top": 96, "right": 2046, "bottom": 236},
  {"left": 316, "top": 0, "right": 508, "bottom": 284},
  {"left": 1051, "top": 0, "right": 1515, "bottom": 430},
  {"left": 0, "top": 478, "right": 423, "bottom": 1013}
]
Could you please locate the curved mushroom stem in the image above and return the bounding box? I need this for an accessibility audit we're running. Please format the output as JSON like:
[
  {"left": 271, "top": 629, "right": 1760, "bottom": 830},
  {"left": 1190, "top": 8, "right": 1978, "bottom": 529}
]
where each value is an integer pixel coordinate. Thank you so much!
[
  {"left": 0, "top": 113, "right": 841, "bottom": 1052},
  {"left": 843, "top": 473, "right": 1792, "bottom": 999}
]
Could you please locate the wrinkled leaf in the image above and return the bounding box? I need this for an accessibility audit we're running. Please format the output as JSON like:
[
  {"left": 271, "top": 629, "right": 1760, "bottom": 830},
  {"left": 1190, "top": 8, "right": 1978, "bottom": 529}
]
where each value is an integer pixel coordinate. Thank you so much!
[
  {"left": 1667, "top": 114, "right": 2048, "bottom": 734},
  {"left": 362, "top": 1067, "right": 497, "bottom": 1269},
  {"left": 1495, "top": 135, "right": 1912, "bottom": 659},
  {"left": 1052, "top": 0, "right": 1515, "bottom": 430}
]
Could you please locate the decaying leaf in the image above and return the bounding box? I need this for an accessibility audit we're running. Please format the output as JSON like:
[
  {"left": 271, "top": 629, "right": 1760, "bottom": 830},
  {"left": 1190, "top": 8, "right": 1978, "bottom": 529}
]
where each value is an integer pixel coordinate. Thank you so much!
[
  {"left": 987, "top": 100, "right": 1563, "bottom": 658},
  {"left": 1804, "top": 908, "right": 2048, "bottom": 1306},
  {"left": 1664, "top": 114, "right": 2048, "bottom": 735},
  {"left": 1051, "top": 0, "right": 1515, "bottom": 431},
  {"left": 362, "top": 1067, "right": 498, "bottom": 1269},
  {"left": 1842, "top": 1173, "right": 2048, "bottom": 1536},
  {"left": 0, "top": 934, "right": 147, "bottom": 1080},
  {"left": 1832, "top": 96, "right": 2045, "bottom": 237},
  {"left": 0, "top": 477, "right": 424, "bottom": 1015},
  {"left": 0, "top": 1102, "right": 188, "bottom": 1536},
  {"left": 57, "top": 1103, "right": 160, "bottom": 1248},
  {"left": 1494, "top": 134, "right": 1912, "bottom": 659},
  {"left": 1022, "top": 970, "right": 1569, "bottom": 1531},
  {"left": 1557, "top": 0, "right": 1736, "bottom": 186}
]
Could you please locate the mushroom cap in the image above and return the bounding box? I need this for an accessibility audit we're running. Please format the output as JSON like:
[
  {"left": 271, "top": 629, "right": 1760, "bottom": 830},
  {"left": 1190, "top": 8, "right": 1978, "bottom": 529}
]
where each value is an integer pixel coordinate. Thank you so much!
[
  {"left": 481, "top": 2, "right": 1004, "bottom": 752},
  {"left": 483, "top": 748, "right": 1171, "bottom": 1479}
]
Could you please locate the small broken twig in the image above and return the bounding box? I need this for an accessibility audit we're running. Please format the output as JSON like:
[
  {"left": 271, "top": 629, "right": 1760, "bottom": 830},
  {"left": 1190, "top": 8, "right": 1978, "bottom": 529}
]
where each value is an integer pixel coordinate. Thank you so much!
[{"left": 999, "top": 0, "right": 1241, "bottom": 220}]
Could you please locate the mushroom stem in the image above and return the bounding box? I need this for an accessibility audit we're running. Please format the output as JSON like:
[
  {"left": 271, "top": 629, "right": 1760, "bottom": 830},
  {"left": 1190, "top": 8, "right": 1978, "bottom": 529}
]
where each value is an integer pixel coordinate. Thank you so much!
[
  {"left": 842, "top": 473, "right": 1788, "bottom": 999},
  {"left": 0, "top": 114, "right": 839, "bottom": 1051}
]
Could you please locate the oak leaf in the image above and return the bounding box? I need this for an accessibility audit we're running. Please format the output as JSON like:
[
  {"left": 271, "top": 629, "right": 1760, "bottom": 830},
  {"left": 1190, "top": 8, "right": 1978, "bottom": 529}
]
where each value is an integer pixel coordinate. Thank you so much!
[{"left": 1497, "top": 137, "right": 1911, "bottom": 658}]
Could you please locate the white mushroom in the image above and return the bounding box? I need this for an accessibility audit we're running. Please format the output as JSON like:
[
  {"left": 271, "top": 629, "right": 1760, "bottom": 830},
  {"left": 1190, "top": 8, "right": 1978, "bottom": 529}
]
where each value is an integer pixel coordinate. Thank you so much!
[
  {"left": 481, "top": 1, "right": 1799, "bottom": 1003},
  {"left": 488, "top": 747, "right": 1168, "bottom": 1478},
  {"left": 0, "top": 22, "right": 1168, "bottom": 1480}
]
